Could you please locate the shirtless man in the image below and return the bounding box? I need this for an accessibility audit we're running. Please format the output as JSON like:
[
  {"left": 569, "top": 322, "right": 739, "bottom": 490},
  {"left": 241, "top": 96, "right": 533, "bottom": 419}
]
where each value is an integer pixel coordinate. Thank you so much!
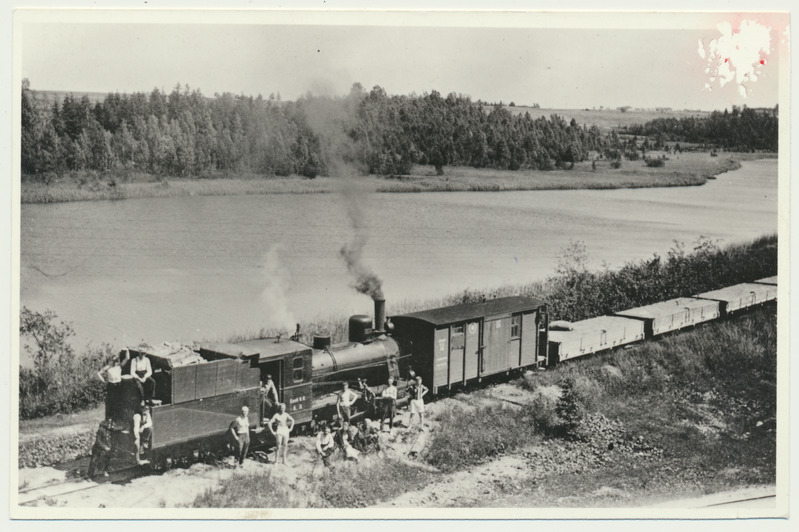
[
  {"left": 229, "top": 406, "right": 251, "bottom": 467},
  {"left": 336, "top": 381, "right": 360, "bottom": 423},
  {"left": 267, "top": 403, "right": 295, "bottom": 465},
  {"left": 406, "top": 376, "right": 429, "bottom": 430}
]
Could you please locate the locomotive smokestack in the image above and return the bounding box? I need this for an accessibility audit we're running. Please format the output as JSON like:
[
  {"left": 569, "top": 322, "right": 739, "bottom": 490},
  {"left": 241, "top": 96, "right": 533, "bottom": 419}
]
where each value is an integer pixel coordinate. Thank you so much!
[{"left": 374, "top": 297, "right": 386, "bottom": 333}]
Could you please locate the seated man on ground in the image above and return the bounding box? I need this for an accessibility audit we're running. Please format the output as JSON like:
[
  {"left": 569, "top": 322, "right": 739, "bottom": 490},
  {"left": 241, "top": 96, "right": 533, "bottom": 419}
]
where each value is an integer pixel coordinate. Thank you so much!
[
  {"left": 336, "top": 421, "right": 360, "bottom": 462},
  {"left": 316, "top": 424, "right": 336, "bottom": 467}
]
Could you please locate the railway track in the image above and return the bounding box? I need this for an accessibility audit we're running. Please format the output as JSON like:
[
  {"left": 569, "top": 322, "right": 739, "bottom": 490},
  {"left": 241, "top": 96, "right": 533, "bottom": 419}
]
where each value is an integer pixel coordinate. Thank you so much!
[
  {"left": 703, "top": 494, "right": 777, "bottom": 508},
  {"left": 18, "top": 465, "right": 144, "bottom": 506}
]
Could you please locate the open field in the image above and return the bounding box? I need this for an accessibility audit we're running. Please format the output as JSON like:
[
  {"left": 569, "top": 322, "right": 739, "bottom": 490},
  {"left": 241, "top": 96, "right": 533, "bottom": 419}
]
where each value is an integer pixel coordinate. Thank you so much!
[
  {"left": 491, "top": 105, "right": 713, "bottom": 131},
  {"left": 20, "top": 151, "right": 769, "bottom": 204}
]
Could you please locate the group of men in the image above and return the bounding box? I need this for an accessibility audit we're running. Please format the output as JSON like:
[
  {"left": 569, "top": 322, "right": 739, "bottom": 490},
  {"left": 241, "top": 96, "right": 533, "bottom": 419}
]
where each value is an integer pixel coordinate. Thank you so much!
[
  {"left": 315, "top": 375, "right": 428, "bottom": 466},
  {"left": 229, "top": 401, "right": 296, "bottom": 467},
  {"left": 97, "top": 348, "right": 158, "bottom": 404},
  {"left": 337, "top": 375, "right": 429, "bottom": 432},
  {"left": 93, "top": 350, "right": 430, "bottom": 472},
  {"left": 88, "top": 350, "right": 159, "bottom": 477}
]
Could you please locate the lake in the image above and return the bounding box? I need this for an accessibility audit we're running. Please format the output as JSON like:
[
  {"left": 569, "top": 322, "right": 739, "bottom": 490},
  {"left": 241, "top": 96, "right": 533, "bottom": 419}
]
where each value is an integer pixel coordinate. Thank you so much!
[{"left": 20, "top": 159, "right": 778, "bottom": 349}]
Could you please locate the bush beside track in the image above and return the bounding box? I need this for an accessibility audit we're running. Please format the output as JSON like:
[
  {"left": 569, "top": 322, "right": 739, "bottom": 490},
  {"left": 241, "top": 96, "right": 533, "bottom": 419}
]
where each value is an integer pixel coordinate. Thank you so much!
[{"left": 19, "top": 430, "right": 95, "bottom": 469}]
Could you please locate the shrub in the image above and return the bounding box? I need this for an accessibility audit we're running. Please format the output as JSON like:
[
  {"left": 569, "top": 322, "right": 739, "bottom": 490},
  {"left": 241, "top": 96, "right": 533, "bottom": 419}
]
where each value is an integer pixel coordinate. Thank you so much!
[
  {"left": 610, "top": 159, "right": 622, "bottom": 169},
  {"left": 19, "top": 307, "right": 112, "bottom": 419},
  {"left": 19, "top": 430, "right": 95, "bottom": 468},
  {"left": 528, "top": 385, "right": 562, "bottom": 434},
  {"left": 556, "top": 377, "right": 586, "bottom": 439},
  {"left": 544, "top": 234, "right": 776, "bottom": 322}
]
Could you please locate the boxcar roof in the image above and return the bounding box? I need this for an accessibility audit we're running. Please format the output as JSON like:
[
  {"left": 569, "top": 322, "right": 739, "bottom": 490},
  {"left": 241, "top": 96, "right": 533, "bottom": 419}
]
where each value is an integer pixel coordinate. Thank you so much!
[{"left": 392, "top": 295, "right": 544, "bottom": 326}]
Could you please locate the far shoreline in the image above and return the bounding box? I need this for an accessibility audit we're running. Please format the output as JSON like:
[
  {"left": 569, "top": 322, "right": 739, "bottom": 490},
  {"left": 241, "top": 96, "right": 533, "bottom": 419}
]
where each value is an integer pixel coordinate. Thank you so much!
[{"left": 20, "top": 151, "right": 775, "bottom": 204}]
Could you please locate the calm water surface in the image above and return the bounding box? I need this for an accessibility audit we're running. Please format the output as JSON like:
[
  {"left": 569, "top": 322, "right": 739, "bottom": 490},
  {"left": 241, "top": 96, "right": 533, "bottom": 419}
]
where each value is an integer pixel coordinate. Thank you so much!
[{"left": 20, "top": 159, "right": 778, "bottom": 347}]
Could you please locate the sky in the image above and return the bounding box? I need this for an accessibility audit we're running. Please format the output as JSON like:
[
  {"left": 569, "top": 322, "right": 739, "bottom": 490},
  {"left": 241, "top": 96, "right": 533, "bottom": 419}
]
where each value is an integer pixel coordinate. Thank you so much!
[{"left": 17, "top": 10, "right": 789, "bottom": 111}]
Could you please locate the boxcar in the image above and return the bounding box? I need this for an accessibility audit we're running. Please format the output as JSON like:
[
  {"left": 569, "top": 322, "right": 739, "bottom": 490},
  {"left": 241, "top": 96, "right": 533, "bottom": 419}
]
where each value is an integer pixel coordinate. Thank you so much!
[
  {"left": 391, "top": 296, "right": 547, "bottom": 395},
  {"left": 547, "top": 315, "right": 645, "bottom": 364},
  {"left": 695, "top": 282, "right": 777, "bottom": 316},
  {"left": 614, "top": 297, "right": 720, "bottom": 338}
]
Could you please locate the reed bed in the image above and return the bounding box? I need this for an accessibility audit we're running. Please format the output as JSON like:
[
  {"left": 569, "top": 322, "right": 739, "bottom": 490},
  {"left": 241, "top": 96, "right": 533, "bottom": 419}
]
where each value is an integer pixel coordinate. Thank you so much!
[{"left": 20, "top": 152, "right": 762, "bottom": 203}]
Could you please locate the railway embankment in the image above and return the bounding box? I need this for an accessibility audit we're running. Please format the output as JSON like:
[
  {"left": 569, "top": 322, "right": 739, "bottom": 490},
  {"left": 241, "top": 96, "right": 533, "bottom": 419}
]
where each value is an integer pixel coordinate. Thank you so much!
[
  {"left": 20, "top": 152, "right": 768, "bottom": 204},
  {"left": 18, "top": 234, "right": 777, "bottom": 473}
]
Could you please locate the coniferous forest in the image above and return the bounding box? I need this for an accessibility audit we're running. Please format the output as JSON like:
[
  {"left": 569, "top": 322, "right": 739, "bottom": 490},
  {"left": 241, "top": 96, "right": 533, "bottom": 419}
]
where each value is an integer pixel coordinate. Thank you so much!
[{"left": 20, "top": 80, "right": 778, "bottom": 181}]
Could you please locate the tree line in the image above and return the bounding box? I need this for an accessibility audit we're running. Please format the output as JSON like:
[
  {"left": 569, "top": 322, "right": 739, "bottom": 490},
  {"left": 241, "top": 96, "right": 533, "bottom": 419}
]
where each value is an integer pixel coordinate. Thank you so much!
[
  {"left": 620, "top": 105, "right": 779, "bottom": 152},
  {"left": 20, "top": 81, "right": 606, "bottom": 180},
  {"left": 21, "top": 80, "right": 779, "bottom": 181}
]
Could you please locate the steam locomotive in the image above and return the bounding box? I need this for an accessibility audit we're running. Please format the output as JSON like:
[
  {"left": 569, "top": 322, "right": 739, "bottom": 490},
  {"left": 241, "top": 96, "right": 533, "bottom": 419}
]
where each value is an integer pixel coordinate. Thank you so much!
[{"left": 101, "top": 276, "right": 776, "bottom": 470}]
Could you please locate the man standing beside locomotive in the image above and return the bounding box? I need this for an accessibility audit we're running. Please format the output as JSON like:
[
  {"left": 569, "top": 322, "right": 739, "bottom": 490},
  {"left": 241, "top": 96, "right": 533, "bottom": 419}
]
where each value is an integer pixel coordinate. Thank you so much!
[
  {"left": 130, "top": 350, "right": 156, "bottom": 404},
  {"left": 87, "top": 418, "right": 118, "bottom": 478},
  {"left": 406, "top": 376, "right": 429, "bottom": 431},
  {"left": 229, "top": 406, "right": 251, "bottom": 468},
  {"left": 336, "top": 381, "right": 360, "bottom": 423},
  {"left": 380, "top": 378, "right": 398, "bottom": 432},
  {"left": 267, "top": 403, "right": 295, "bottom": 465}
]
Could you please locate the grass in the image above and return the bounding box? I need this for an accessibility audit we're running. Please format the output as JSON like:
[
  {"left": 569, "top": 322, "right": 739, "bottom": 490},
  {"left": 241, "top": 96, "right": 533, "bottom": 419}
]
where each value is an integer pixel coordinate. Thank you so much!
[
  {"left": 20, "top": 151, "right": 767, "bottom": 204},
  {"left": 426, "top": 402, "right": 543, "bottom": 473},
  {"left": 190, "top": 457, "right": 433, "bottom": 508},
  {"left": 191, "top": 470, "right": 308, "bottom": 508},
  {"left": 19, "top": 405, "right": 104, "bottom": 439},
  {"left": 509, "top": 305, "right": 777, "bottom": 505}
]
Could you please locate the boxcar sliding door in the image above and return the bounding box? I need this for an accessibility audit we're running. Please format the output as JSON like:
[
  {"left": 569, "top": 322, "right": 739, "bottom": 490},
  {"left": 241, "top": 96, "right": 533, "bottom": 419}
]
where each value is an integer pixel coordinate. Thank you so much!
[
  {"left": 482, "top": 314, "right": 511, "bottom": 375},
  {"left": 464, "top": 321, "right": 480, "bottom": 381},
  {"left": 448, "top": 325, "right": 465, "bottom": 386}
]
